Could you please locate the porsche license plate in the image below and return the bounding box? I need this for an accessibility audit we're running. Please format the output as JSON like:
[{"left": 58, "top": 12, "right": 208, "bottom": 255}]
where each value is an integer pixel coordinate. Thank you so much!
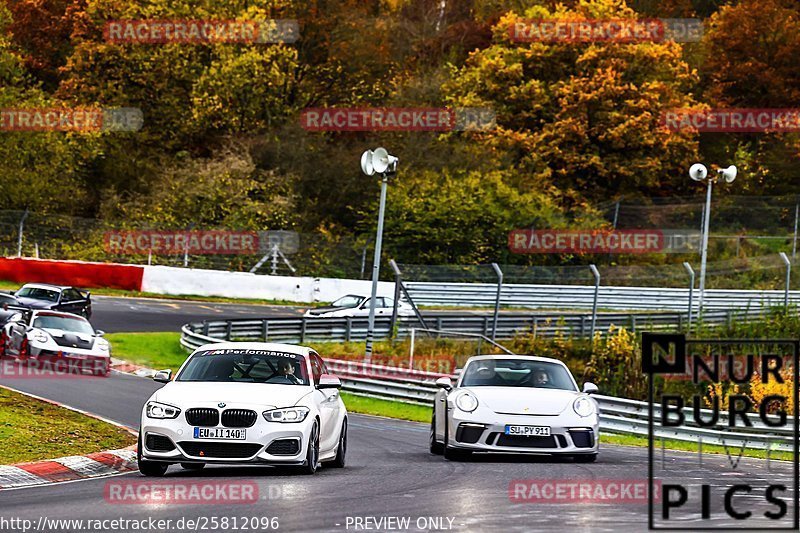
[
  {"left": 193, "top": 427, "right": 246, "bottom": 440},
  {"left": 504, "top": 425, "right": 551, "bottom": 436}
]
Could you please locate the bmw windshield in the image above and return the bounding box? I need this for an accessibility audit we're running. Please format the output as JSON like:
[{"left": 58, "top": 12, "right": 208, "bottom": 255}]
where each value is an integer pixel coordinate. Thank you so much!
[
  {"left": 177, "top": 348, "right": 310, "bottom": 385},
  {"left": 460, "top": 359, "right": 577, "bottom": 391}
]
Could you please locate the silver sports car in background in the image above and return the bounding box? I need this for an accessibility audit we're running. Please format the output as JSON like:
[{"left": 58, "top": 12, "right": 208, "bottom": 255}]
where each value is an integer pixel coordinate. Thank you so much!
[{"left": 430, "top": 355, "right": 599, "bottom": 462}]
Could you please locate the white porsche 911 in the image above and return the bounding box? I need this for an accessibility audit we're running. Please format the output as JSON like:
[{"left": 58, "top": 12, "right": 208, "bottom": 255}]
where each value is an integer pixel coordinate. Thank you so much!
[
  {"left": 430, "top": 355, "right": 599, "bottom": 462},
  {"left": 138, "top": 342, "right": 347, "bottom": 476}
]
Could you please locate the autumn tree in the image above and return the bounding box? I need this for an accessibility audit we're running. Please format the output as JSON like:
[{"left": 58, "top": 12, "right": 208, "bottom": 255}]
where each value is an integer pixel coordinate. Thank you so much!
[{"left": 444, "top": 0, "right": 702, "bottom": 201}]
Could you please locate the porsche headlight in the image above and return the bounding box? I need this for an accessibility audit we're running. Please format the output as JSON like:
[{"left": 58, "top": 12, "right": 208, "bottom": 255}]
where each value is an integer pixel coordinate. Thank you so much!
[
  {"left": 262, "top": 407, "right": 310, "bottom": 423},
  {"left": 146, "top": 401, "right": 181, "bottom": 419},
  {"left": 454, "top": 392, "right": 479, "bottom": 413},
  {"left": 96, "top": 339, "right": 110, "bottom": 352},
  {"left": 32, "top": 331, "right": 49, "bottom": 343},
  {"left": 573, "top": 396, "right": 595, "bottom": 417}
]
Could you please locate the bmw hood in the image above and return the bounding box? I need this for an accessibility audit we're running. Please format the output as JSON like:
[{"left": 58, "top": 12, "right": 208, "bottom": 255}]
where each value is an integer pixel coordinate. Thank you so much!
[
  {"left": 15, "top": 297, "right": 53, "bottom": 309},
  {"left": 153, "top": 382, "right": 313, "bottom": 409},
  {"left": 464, "top": 386, "right": 580, "bottom": 416}
]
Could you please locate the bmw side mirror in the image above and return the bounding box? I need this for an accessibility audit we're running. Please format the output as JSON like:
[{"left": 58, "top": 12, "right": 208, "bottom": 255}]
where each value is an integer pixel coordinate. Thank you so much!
[
  {"left": 583, "top": 382, "right": 599, "bottom": 394},
  {"left": 435, "top": 377, "right": 453, "bottom": 391},
  {"left": 95, "top": 330, "right": 105, "bottom": 337},
  {"left": 318, "top": 374, "right": 342, "bottom": 389},
  {"left": 153, "top": 370, "right": 172, "bottom": 383}
]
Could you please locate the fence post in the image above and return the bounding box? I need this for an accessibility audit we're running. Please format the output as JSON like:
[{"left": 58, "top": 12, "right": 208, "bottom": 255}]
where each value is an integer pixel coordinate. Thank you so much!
[
  {"left": 389, "top": 260, "right": 403, "bottom": 338},
  {"left": 346, "top": 317, "right": 352, "bottom": 342},
  {"left": 793, "top": 200, "right": 799, "bottom": 260},
  {"left": 16, "top": 208, "right": 28, "bottom": 257},
  {"left": 490, "top": 263, "right": 503, "bottom": 341},
  {"left": 589, "top": 265, "right": 600, "bottom": 339},
  {"left": 630, "top": 314, "right": 636, "bottom": 332},
  {"left": 683, "top": 262, "right": 695, "bottom": 332},
  {"left": 780, "top": 252, "right": 791, "bottom": 309},
  {"left": 408, "top": 328, "right": 415, "bottom": 369}
]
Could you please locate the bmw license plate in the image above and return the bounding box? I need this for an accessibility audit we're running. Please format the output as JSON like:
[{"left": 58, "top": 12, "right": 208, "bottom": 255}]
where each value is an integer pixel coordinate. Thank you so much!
[
  {"left": 504, "top": 425, "right": 551, "bottom": 436},
  {"left": 193, "top": 427, "right": 246, "bottom": 440}
]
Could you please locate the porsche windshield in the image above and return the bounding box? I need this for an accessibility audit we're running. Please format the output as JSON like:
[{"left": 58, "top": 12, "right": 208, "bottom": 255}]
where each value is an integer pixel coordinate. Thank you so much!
[
  {"left": 460, "top": 359, "right": 577, "bottom": 391},
  {"left": 177, "top": 349, "right": 310, "bottom": 385},
  {"left": 32, "top": 315, "right": 94, "bottom": 335}
]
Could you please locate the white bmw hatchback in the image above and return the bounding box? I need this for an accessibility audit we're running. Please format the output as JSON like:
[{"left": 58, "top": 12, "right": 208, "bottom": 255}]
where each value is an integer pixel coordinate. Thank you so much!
[
  {"left": 430, "top": 355, "right": 599, "bottom": 462},
  {"left": 138, "top": 342, "right": 347, "bottom": 476}
]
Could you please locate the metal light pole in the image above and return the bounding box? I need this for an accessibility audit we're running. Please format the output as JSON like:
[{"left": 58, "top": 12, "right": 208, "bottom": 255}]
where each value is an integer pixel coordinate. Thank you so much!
[
  {"left": 689, "top": 164, "right": 737, "bottom": 315},
  {"left": 697, "top": 178, "right": 713, "bottom": 311},
  {"left": 361, "top": 148, "right": 398, "bottom": 362}
]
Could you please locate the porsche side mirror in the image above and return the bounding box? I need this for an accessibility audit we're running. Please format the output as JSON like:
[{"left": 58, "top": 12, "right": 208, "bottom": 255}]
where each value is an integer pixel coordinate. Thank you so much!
[
  {"left": 153, "top": 370, "right": 172, "bottom": 383},
  {"left": 318, "top": 374, "right": 342, "bottom": 389},
  {"left": 583, "top": 382, "right": 599, "bottom": 394},
  {"left": 95, "top": 330, "right": 105, "bottom": 337},
  {"left": 435, "top": 377, "right": 453, "bottom": 391}
]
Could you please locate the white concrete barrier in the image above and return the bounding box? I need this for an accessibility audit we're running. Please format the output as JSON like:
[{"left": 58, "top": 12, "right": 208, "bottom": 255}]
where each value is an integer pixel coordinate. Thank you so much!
[{"left": 141, "top": 264, "right": 394, "bottom": 303}]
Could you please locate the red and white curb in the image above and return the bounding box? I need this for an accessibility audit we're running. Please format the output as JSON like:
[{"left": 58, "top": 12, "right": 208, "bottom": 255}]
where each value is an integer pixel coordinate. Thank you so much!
[
  {"left": 111, "top": 357, "right": 156, "bottom": 378},
  {"left": 0, "top": 383, "right": 141, "bottom": 490},
  {"left": 0, "top": 446, "right": 137, "bottom": 490}
]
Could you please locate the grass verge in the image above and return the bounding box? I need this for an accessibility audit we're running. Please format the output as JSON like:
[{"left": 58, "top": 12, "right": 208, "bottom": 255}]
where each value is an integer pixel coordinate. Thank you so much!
[
  {"left": 0, "top": 387, "right": 136, "bottom": 465},
  {"left": 106, "top": 332, "right": 189, "bottom": 371},
  {"left": 602, "top": 432, "right": 792, "bottom": 461},
  {"left": 340, "top": 392, "right": 431, "bottom": 423}
]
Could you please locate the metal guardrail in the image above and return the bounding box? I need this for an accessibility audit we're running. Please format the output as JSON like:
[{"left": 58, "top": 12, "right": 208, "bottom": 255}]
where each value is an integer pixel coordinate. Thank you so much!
[
  {"left": 177, "top": 330, "right": 793, "bottom": 449},
  {"left": 405, "top": 282, "right": 800, "bottom": 312},
  {"left": 180, "top": 308, "right": 765, "bottom": 347}
]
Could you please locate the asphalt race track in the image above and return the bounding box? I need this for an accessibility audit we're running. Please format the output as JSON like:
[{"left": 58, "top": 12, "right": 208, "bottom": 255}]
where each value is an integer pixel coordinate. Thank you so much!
[
  {"left": 0, "top": 302, "right": 796, "bottom": 532},
  {"left": 90, "top": 296, "right": 305, "bottom": 332}
]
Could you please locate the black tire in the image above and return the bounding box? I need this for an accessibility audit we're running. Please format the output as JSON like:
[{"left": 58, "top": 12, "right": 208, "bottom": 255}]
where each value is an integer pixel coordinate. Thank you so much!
[
  {"left": 180, "top": 462, "right": 206, "bottom": 471},
  {"left": 330, "top": 419, "right": 347, "bottom": 468},
  {"left": 429, "top": 413, "right": 443, "bottom": 455},
  {"left": 137, "top": 432, "right": 169, "bottom": 477},
  {"left": 573, "top": 453, "right": 598, "bottom": 463},
  {"left": 299, "top": 421, "right": 320, "bottom": 475}
]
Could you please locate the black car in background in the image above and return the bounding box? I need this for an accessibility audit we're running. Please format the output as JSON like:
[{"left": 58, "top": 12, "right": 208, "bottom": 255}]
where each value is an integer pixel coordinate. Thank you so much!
[
  {"left": 0, "top": 292, "right": 22, "bottom": 324},
  {"left": 14, "top": 283, "right": 92, "bottom": 318}
]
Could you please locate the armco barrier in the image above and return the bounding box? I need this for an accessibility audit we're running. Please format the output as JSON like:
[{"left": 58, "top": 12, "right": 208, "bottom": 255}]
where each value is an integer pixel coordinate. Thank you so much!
[
  {"left": 180, "top": 308, "right": 765, "bottom": 347},
  {"left": 0, "top": 257, "right": 144, "bottom": 291},
  {"left": 405, "top": 282, "right": 800, "bottom": 311},
  {"left": 175, "top": 329, "right": 797, "bottom": 450}
]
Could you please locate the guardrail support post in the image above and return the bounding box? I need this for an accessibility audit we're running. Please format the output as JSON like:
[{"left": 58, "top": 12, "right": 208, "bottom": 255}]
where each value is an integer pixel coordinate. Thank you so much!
[
  {"left": 683, "top": 262, "right": 695, "bottom": 332},
  {"left": 490, "top": 263, "right": 503, "bottom": 341},
  {"left": 780, "top": 252, "right": 791, "bottom": 310},
  {"left": 409, "top": 328, "right": 415, "bottom": 369},
  {"left": 202, "top": 321, "right": 209, "bottom": 336},
  {"left": 300, "top": 317, "right": 307, "bottom": 343},
  {"left": 589, "top": 265, "right": 600, "bottom": 339},
  {"left": 262, "top": 319, "right": 269, "bottom": 341},
  {"left": 225, "top": 321, "right": 232, "bottom": 341}
]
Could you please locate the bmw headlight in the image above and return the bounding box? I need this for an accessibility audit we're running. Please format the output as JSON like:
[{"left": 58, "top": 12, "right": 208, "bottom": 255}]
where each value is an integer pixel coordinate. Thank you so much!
[
  {"left": 573, "top": 396, "right": 595, "bottom": 417},
  {"left": 454, "top": 392, "right": 478, "bottom": 413},
  {"left": 33, "top": 331, "right": 49, "bottom": 343},
  {"left": 263, "top": 407, "right": 310, "bottom": 423},
  {"left": 146, "top": 401, "right": 181, "bottom": 419}
]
